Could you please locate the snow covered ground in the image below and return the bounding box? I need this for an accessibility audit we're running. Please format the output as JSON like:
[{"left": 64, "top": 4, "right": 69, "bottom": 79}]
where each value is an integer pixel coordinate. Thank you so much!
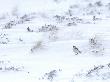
[{"left": 0, "top": 0, "right": 110, "bottom": 82}]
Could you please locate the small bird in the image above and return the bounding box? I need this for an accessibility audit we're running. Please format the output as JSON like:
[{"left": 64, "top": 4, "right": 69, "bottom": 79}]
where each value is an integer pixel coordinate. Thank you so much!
[
  {"left": 73, "top": 46, "right": 81, "bottom": 55},
  {"left": 27, "top": 27, "right": 33, "bottom": 32}
]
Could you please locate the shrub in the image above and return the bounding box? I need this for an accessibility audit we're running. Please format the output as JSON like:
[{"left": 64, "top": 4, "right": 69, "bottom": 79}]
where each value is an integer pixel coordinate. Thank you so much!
[
  {"left": 0, "top": 33, "right": 9, "bottom": 44},
  {"left": 89, "top": 35, "right": 104, "bottom": 55},
  {"left": 67, "top": 22, "right": 77, "bottom": 26},
  {"left": 0, "top": 60, "right": 24, "bottom": 72},
  {"left": 72, "top": 63, "right": 110, "bottom": 82},
  {"left": 4, "top": 66, "right": 24, "bottom": 71},
  {"left": 95, "top": 1, "right": 103, "bottom": 7},
  {"left": 86, "top": 63, "right": 110, "bottom": 80},
  {"left": 39, "top": 69, "right": 62, "bottom": 82},
  {"left": 54, "top": 15, "right": 83, "bottom": 25},
  {"left": 54, "top": 15, "right": 65, "bottom": 23},
  {"left": 18, "top": 13, "right": 35, "bottom": 24},
  {"left": 86, "top": 65, "right": 104, "bottom": 77},
  {"left": 4, "top": 13, "right": 36, "bottom": 29},
  {"left": 48, "top": 30, "right": 58, "bottom": 41},
  {"left": 31, "top": 41, "right": 44, "bottom": 52},
  {"left": 4, "top": 20, "right": 17, "bottom": 29},
  {"left": 88, "top": 3, "right": 94, "bottom": 7},
  {"left": 38, "top": 24, "right": 58, "bottom": 32}
]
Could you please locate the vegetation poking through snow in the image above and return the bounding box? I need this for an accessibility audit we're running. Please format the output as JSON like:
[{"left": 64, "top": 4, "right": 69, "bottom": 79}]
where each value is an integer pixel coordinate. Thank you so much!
[
  {"left": 2, "top": 66, "right": 24, "bottom": 71},
  {"left": 18, "top": 13, "right": 36, "bottom": 24},
  {"left": 39, "top": 69, "right": 62, "bottom": 82},
  {"left": 89, "top": 35, "right": 104, "bottom": 55},
  {"left": 4, "top": 20, "right": 17, "bottom": 29},
  {"left": 72, "top": 63, "right": 110, "bottom": 82},
  {"left": 0, "top": 0, "right": 110, "bottom": 82},
  {"left": 31, "top": 41, "right": 45, "bottom": 52},
  {"left": 0, "top": 33, "right": 9, "bottom": 44},
  {"left": 86, "top": 63, "right": 110, "bottom": 80},
  {"left": 86, "top": 65, "right": 105, "bottom": 76},
  {"left": 38, "top": 24, "right": 58, "bottom": 32},
  {"left": 48, "top": 29, "right": 58, "bottom": 41},
  {"left": 4, "top": 13, "right": 36, "bottom": 29},
  {"left": 0, "top": 60, "right": 24, "bottom": 72},
  {"left": 95, "top": 1, "right": 103, "bottom": 7},
  {"left": 66, "top": 1, "right": 110, "bottom": 16},
  {"left": 54, "top": 15, "right": 82, "bottom": 25}
]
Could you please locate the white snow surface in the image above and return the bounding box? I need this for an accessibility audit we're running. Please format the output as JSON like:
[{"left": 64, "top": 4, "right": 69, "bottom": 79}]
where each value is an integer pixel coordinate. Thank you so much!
[{"left": 0, "top": 0, "right": 110, "bottom": 82}]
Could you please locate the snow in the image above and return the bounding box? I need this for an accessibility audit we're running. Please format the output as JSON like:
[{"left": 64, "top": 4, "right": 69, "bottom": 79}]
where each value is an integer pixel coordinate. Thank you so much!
[{"left": 0, "top": 0, "right": 110, "bottom": 82}]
